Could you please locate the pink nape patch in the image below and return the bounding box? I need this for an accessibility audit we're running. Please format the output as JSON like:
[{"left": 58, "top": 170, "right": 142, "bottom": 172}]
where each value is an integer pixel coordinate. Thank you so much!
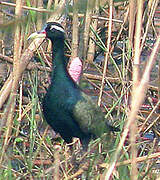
[{"left": 68, "top": 57, "right": 83, "bottom": 83}]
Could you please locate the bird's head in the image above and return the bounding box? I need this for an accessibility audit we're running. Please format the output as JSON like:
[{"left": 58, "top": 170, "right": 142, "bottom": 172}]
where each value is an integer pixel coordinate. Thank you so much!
[{"left": 28, "top": 22, "right": 65, "bottom": 41}]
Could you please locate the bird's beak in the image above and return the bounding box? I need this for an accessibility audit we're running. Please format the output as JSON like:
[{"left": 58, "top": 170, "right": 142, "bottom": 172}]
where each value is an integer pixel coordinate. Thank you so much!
[{"left": 28, "top": 30, "right": 46, "bottom": 40}]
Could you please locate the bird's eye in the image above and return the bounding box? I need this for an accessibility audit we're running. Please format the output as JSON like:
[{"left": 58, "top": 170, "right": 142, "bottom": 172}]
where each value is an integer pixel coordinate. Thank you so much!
[{"left": 50, "top": 25, "right": 65, "bottom": 33}]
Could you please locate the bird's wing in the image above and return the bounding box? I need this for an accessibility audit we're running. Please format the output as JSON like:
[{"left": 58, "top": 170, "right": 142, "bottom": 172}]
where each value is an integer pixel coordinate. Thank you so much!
[{"left": 71, "top": 92, "right": 108, "bottom": 137}]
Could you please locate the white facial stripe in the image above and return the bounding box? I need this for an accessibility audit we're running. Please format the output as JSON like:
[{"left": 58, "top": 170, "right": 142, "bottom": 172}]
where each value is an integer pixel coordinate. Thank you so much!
[{"left": 50, "top": 25, "right": 64, "bottom": 33}]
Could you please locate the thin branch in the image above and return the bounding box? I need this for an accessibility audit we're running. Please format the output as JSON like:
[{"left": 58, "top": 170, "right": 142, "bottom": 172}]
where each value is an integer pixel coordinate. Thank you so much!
[{"left": 0, "top": 1, "right": 52, "bottom": 13}]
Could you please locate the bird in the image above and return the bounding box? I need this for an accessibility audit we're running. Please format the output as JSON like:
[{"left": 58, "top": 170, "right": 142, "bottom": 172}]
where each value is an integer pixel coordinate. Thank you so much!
[{"left": 29, "top": 22, "right": 119, "bottom": 147}]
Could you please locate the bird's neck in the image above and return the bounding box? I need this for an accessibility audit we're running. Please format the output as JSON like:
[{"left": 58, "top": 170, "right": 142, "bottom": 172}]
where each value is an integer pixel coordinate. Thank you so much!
[{"left": 51, "top": 39, "right": 68, "bottom": 80}]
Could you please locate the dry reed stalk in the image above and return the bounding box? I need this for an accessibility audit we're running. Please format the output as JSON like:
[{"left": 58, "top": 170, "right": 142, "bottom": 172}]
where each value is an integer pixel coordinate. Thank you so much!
[
  {"left": 54, "top": 148, "right": 60, "bottom": 180},
  {"left": 87, "top": 0, "right": 99, "bottom": 63},
  {"left": 83, "top": 0, "right": 94, "bottom": 60},
  {"left": 92, "top": 15, "right": 123, "bottom": 23},
  {"left": 98, "top": 0, "right": 113, "bottom": 107},
  {"left": 83, "top": 72, "right": 120, "bottom": 82},
  {"left": 46, "top": 0, "right": 53, "bottom": 19},
  {"left": 128, "top": 0, "right": 136, "bottom": 49},
  {"left": 47, "top": 0, "right": 53, "bottom": 9},
  {"left": 0, "top": 1, "right": 52, "bottom": 13},
  {"left": 138, "top": 98, "right": 160, "bottom": 134},
  {"left": 103, "top": 33, "right": 160, "bottom": 180},
  {"left": 31, "top": 0, "right": 37, "bottom": 7},
  {"left": 0, "top": 0, "right": 23, "bottom": 163},
  {"left": 0, "top": 40, "right": 5, "bottom": 55},
  {"left": 100, "top": 151, "right": 160, "bottom": 167},
  {"left": 0, "top": 75, "right": 12, "bottom": 110},
  {"left": 47, "top": 0, "right": 65, "bottom": 22},
  {"left": 144, "top": 114, "right": 160, "bottom": 134},
  {"left": 0, "top": 53, "right": 51, "bottom": 71},
  {"left": 158, "top": 61, "right": 160, "bottom": 99},
  {"left": 37, "top": 0, "right": 43, "bottom": 30},
  {"left": 130, "top": 0, "right": 144, "bottom": 178},
  {"left": 71, "top": 0, "right": 79, "bottom": 58},
  {"left": 69, "top": 12, "right": 123, "bottom": 23},
  {"left": 15, "top": 79, "right": 23, "bottom": 137},
  {"left": 13, "top": 29, "right": 24, "bottom": 138}
]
